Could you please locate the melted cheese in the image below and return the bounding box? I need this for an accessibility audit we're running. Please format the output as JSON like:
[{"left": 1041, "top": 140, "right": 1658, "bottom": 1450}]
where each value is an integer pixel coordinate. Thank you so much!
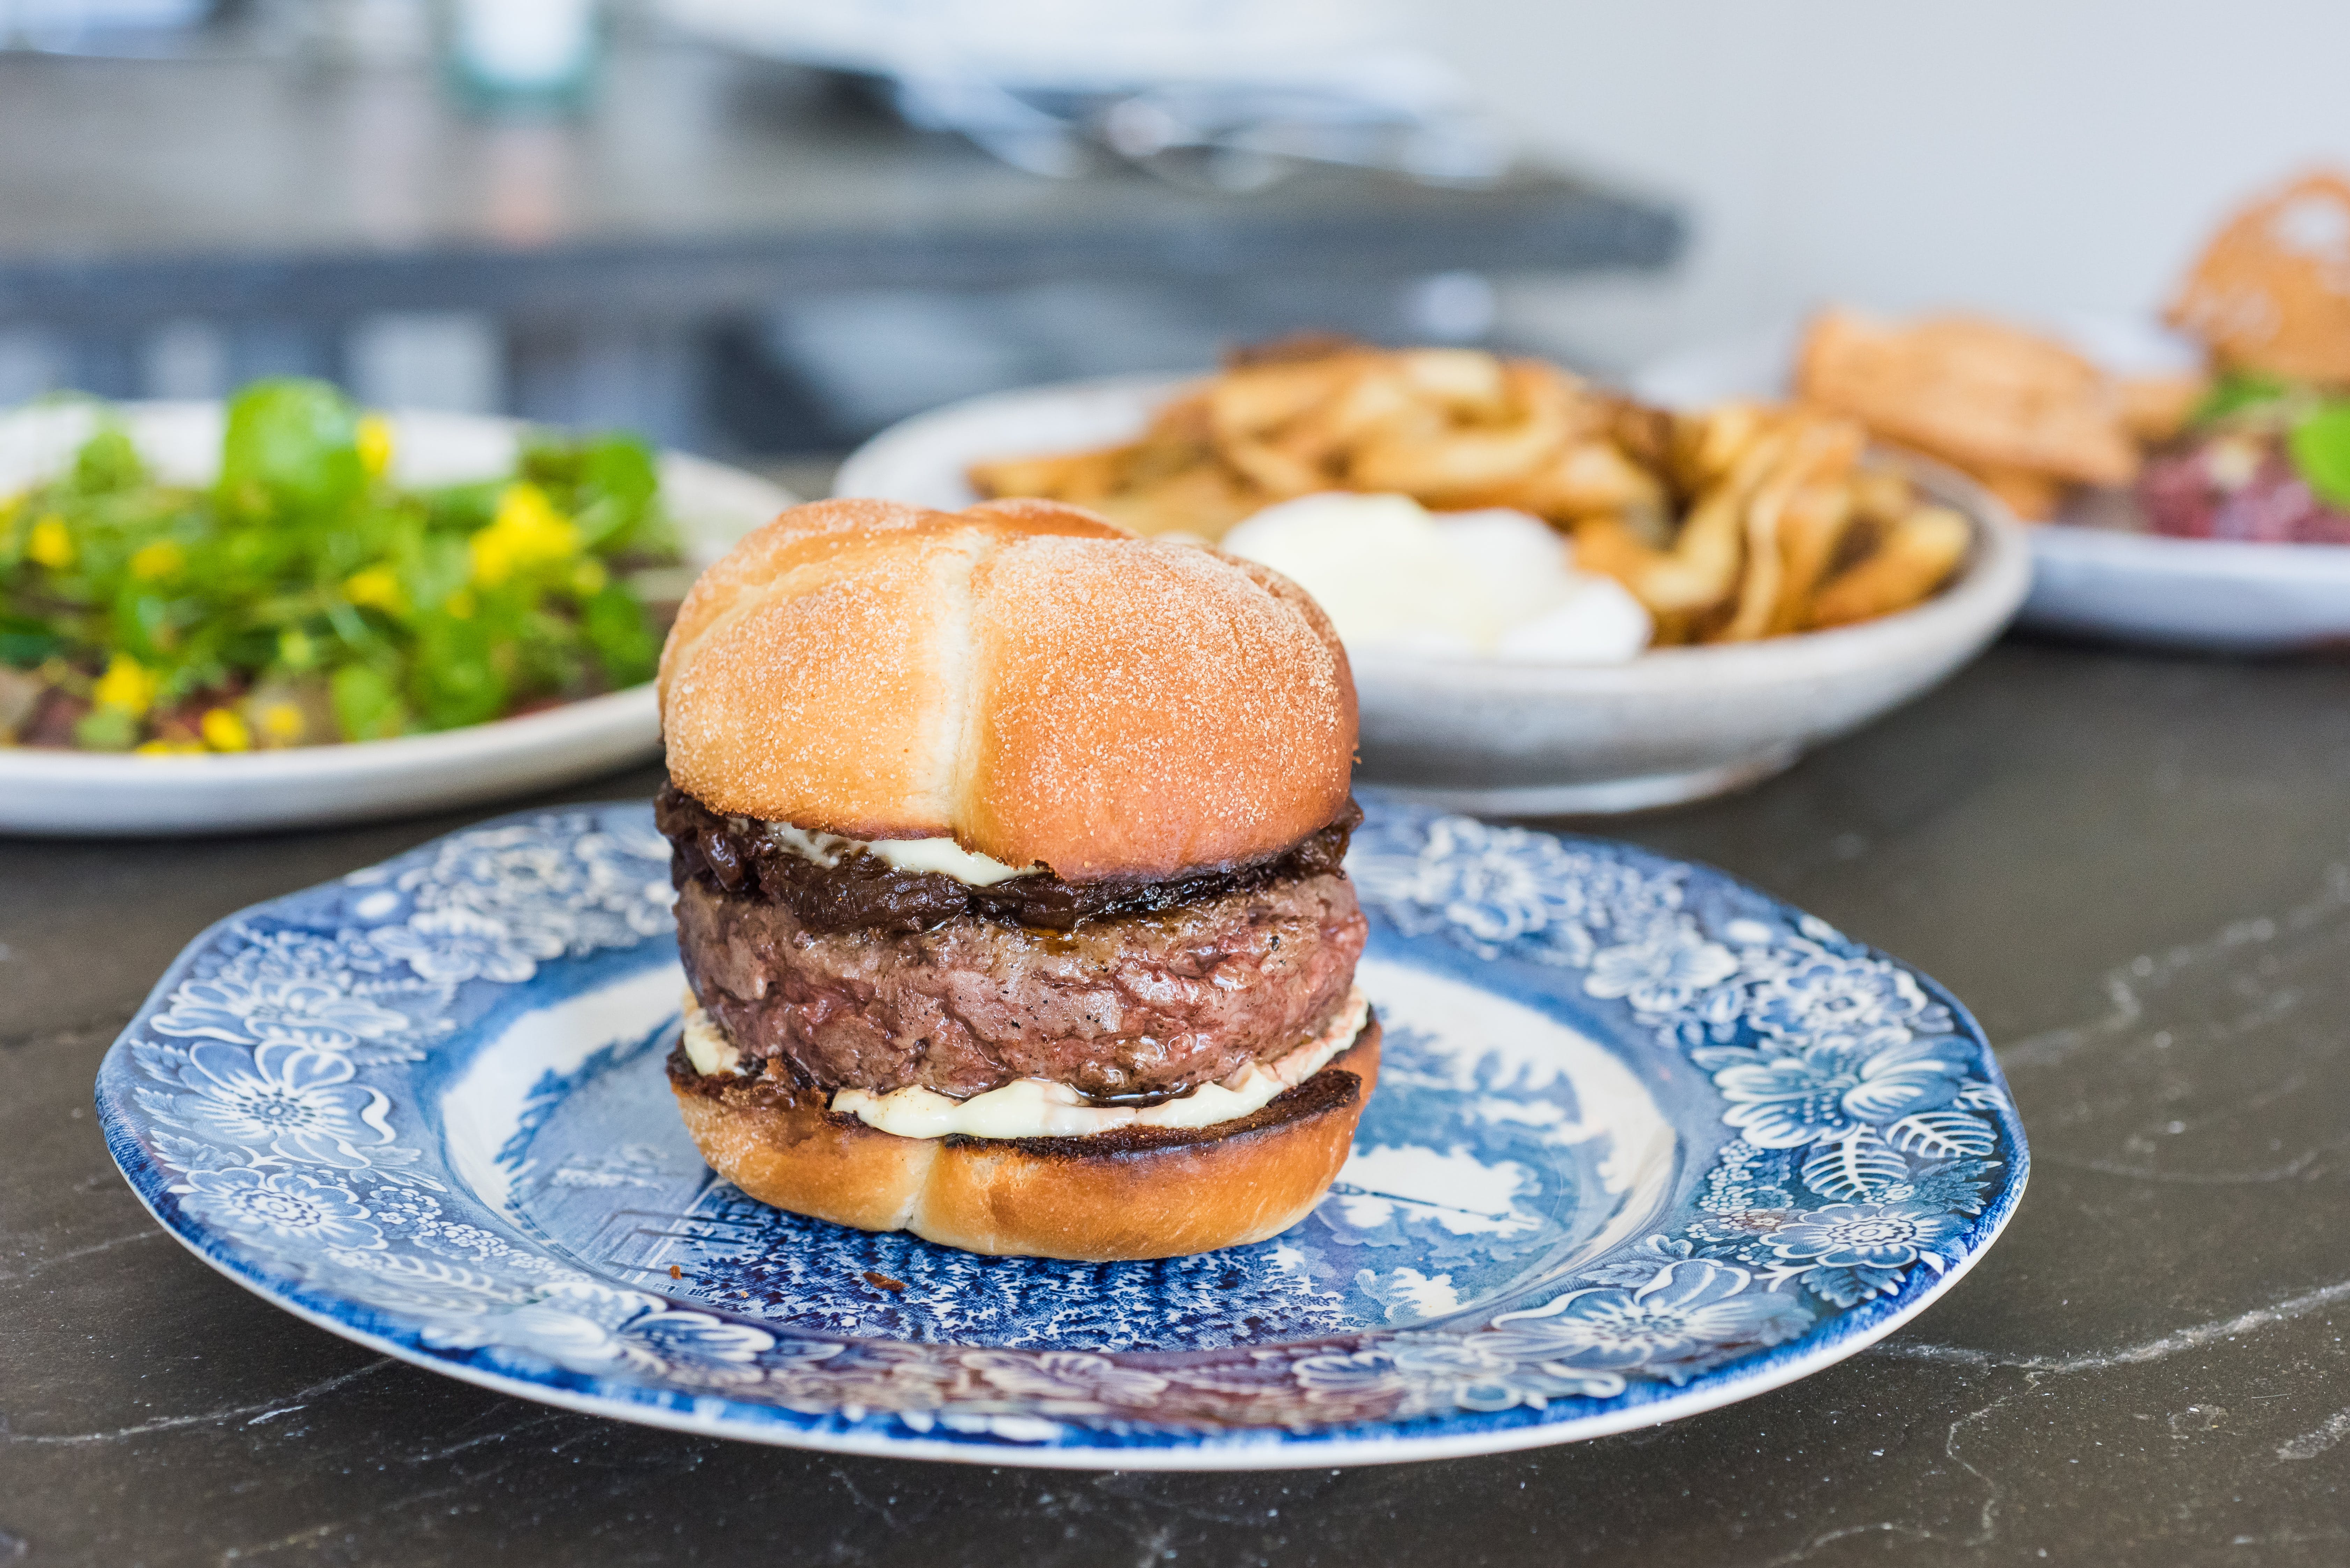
[
  {"left": 833, "top": 988, "right": 1371, "bottom": 1140},
  {"left": 762, "top": 823, "right": 1035, "bottom": 886},
  {"left": 675, "top": 987, "right": 1372, "bottom": 1141},
  {"left": 679, "top": 993, "right": 742, "bottom": 1077}
]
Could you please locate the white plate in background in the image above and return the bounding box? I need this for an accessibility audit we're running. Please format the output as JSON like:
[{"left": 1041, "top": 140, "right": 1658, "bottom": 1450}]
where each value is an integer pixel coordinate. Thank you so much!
[
  {"left": 1632, "top": 318, "right": 2350, "bottom": 655},
  {"left": 0, "top": 403, "right": 792, "bottom": 837},
  {"left": 835, "top": 374, "right": 2030, "bottom": 815}
]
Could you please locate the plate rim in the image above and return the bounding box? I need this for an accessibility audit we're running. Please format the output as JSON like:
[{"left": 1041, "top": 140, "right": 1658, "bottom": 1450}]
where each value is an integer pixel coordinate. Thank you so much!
[
  {"left": 95, "top": 799, "right": 2030, "bottom": 1469},
  {"left": 109, "top": 1130, "right": 2026, "bottom": 1470}
]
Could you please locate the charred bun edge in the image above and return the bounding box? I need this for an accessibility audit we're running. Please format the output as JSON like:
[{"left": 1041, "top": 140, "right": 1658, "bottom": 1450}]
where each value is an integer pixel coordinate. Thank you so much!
[{"left": 669, "top": 1017, "right": 1380, "bottom": 1261}]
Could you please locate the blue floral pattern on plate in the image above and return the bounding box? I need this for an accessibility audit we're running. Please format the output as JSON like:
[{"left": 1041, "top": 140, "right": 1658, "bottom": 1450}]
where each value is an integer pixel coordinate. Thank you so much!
[{"left": 97, "top": 796, "right": 2027, "bottom": 1467}]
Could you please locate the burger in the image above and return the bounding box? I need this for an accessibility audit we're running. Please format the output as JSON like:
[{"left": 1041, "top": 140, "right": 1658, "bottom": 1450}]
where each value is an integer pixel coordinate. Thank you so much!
[{"left": 653, "top": 496, "right": 1375, "bottom": 1261}]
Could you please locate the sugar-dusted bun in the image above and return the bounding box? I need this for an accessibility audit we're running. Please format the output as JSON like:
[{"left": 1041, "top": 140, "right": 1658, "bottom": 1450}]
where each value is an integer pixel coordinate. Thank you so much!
[
  {"left": 657, "top": 498, "right": 1357, "bottom": 881},
  {"left": 672, "top": 1020, "right": 1379, "bottom": 1261}
]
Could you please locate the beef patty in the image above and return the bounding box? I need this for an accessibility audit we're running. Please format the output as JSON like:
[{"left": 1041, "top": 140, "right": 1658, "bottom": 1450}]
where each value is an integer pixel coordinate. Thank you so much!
[
  {"left": 672, "top": 872, "right": 1366, "bottom": 1101},
  {"left": 656, "top": 784, "right": 1359, "bottom": 933},
  {"left": 657, "top": 787, "right": 1368, "bottom": 1101}
]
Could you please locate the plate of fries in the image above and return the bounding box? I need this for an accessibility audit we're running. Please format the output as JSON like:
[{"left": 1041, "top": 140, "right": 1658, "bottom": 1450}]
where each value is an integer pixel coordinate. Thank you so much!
[{"left": 833, "top": 345, "right": 2029, "bottom": 813}]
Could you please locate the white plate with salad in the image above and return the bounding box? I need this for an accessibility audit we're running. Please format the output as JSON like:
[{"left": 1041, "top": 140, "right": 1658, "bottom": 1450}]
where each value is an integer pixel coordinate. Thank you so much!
[{"left": 0, "top": 386, "right": 791, "bottom": 836}]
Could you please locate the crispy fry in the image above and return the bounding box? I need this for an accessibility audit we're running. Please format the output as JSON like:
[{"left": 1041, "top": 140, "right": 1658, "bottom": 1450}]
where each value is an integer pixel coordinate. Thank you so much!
[
  {"left": 1394, "top": 348, "right": 1511, "bottom": 415},
  {"left": 1636, "top": 425, "right": 1791, "bottom": 618},
  {"left": 1847, "top": 467, "right": 1917, "bottom": 527},
  {"left": 1210, "top": 358, "right": 1368, "bottom": 444},
  {"left": 1722, "top": 417, "right": 1864, "bottom": 642},
  {"left": 1219, "top": 431, "right": 1330, "bottom": 499},
  {"left": 1808, "top": 505, "right": 1971, "bottom": 628},
  {"left": 1502, "top": 438, "right": 1668, "bottom": 522},
  {"left": 1671, "top": 403, "right": 1772, "bottom": 494},
  {"left": 1769, "top": 479, "right": 1860, "bottom": 637},
  {"left": 1605, "top": 397, "right": 1675, "bottom": 477},
  {"left": 968, "top": 446, "right": 1136, "bottom": 505},
  {"left": 1569, "top": 514, "right": 1670, "bottom": 585},
  {"left": 1345, "top": 361, "right": 1574, "bottom": 499}
]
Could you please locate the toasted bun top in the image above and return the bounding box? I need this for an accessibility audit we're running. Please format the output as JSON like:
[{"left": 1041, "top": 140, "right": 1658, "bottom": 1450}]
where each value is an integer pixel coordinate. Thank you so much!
[{"left": 657, "top": 497, "right": 1357, "bottom": 881}]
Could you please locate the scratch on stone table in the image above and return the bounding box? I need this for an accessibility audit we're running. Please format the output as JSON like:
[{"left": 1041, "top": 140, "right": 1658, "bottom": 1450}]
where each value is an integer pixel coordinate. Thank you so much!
[
  {"left": 0, "top": 1227, "right": 163, "bottom": 1282},
  {"left": 1876, "top": 1276, "right": 2350, "bottom": 1374},
  {"left": 404, "top": 1411, "right": 570, "bottom": 1466},
  {"left": 2277, "top": 1408, "right": 2350, "bottom": 1460},
  {"left": 0, "top": 1358, "right": 395, "bottom": 1445},
  {"left": 1998, "top": 862, "right": 2350, "bottom": 1071},
  {"left": 2038, "top": 1130, "right": 2350, "bottom": 1187},
  {"left": 1943, "top": 1392, "right": 2012, "bottom": 1545},
  {"left": 1739, "top": 1390, "right": 2017, "bottom": 1566},
  {"left": 213, "top": 1475, "right": 486, "bottom": 1566},
  {"left": 1752, "top": 1521, "right": 1929, "bottom": 1566},
  {"left": 2224, "top": 1527, "right": 2350, "bottom": 1549},
  {"left": 212, "top": 1426, "right": 604, "bottom": 1564}
]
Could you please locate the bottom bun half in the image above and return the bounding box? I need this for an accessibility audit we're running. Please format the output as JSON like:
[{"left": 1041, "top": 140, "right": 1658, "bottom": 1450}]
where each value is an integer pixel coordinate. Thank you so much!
[{"left": 671, "top": 1014, "right": 1380, "bottom": 1261}]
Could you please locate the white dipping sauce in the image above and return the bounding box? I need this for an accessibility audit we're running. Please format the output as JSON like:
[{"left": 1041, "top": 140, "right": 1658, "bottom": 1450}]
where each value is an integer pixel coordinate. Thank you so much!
[{"left": 1222, "top": 492, "right": 1651, "bottom": 664}]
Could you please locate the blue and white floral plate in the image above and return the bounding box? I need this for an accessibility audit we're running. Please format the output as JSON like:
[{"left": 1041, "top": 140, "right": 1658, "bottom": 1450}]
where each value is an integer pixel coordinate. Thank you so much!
[{"left": 96, "top": 797, "right": 2026, "bottom": 1469}]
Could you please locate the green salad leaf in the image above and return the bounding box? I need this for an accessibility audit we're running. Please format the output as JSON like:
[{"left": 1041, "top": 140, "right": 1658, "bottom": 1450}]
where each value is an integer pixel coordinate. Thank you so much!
[
  {"left": 2289, "top": 402, "right": 2350, "bottom": 510},
  {"left": 219, "top": 379, "right": 367, "bottom": 516},
  {"left": 2193, "top": 371, "right": 2295, "bottom": 427}
]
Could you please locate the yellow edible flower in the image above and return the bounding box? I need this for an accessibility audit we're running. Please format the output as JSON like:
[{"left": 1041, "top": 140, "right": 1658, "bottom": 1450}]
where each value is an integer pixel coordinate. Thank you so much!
[
  {"left": 343, "top": 564, "right": 405, "bottom": 612},
  {"left": 130, "top": 540, "right": 185, "bottom": 581},
  {"left": 92, "top": 653, "right": 158, "bottom": 716},
  {"left": 469, "top": 483, "right": 579, "bottom": 586},
  {"left": 357, "top": 414, "right": 395, "bottom": 479},
  {"left": 134, "top": 739, "right": 206, "bottom": 757},
  {"left": 200, "top": 707, "right": 252, "bottom": 752},
  {"left": 257, "top": 702, "right": 305, "bottom": 744},
  {"left": 27, "top": 515, "right": 72, "bottom": 570}
]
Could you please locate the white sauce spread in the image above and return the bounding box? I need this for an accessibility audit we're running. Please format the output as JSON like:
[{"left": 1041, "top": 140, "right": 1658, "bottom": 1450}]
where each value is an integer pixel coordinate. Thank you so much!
[
  {"left": 1221, "top": 492, "right": 1652, "bottom": 664},
  {"left": 835, "top": 987, "right": 1370, "bottom": 1140},
  {"left": 679, "top": 988, "right": 1371, "bottom": 1142},
  {"left": 760, "top": 822, "right": 1036, "bottom": 886},
  {"left": 680, "top": 993, "right": 742, "bottom": 1077}
]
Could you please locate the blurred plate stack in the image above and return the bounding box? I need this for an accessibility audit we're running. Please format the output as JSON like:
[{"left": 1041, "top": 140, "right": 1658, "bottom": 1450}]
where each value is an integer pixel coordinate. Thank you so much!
[{"left": 657, "top": 0, "right": 1507, "bottom": 184}]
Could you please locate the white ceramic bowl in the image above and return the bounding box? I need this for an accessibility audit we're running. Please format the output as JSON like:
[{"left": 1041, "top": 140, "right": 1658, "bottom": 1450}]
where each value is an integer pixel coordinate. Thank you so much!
[
  {"left": 1633, "top": 318, "right": 2350, "bottom": 654},
  {"left": 834, "top": 375, "right": 2031, "bottom": 814},
  {"left": 0, "top": 403, "right": 793, "bottom": 837}
]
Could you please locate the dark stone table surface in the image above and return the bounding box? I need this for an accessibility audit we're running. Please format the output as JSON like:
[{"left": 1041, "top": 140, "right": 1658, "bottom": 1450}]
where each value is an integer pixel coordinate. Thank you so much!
[{"left": 5, "top": 635, "right": 2349, "bottom": 1565}]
